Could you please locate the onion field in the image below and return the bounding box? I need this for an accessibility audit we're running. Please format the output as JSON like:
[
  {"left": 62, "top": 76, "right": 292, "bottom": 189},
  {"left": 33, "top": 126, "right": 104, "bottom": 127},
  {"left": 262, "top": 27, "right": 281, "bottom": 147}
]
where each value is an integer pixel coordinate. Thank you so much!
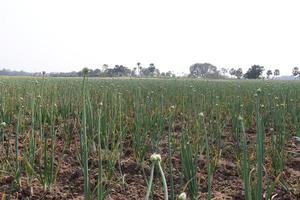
[{"left": 0, "top": 76, "right": 300, "bottom": 199}]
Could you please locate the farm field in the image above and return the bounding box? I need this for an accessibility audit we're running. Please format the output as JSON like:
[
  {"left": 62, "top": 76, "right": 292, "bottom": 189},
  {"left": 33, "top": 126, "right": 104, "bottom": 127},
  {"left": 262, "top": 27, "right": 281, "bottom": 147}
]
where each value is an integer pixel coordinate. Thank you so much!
[{"left": 0, "top": 77, "right": 300, "bottom": 200}]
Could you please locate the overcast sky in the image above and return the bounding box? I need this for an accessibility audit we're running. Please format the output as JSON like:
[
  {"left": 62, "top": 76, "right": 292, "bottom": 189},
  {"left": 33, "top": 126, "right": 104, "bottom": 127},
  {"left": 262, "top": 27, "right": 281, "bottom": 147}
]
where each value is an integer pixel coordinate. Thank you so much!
[{"left": 0, "top": 0, "right": 299, "bottom": 75}]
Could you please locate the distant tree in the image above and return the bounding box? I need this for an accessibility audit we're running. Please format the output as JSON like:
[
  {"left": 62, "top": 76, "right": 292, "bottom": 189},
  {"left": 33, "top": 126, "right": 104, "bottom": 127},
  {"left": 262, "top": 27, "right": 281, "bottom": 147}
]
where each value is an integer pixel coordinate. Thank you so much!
[
  {"left": 189, "top": 63, "right": 217, "bottom": 78},
  {"left": 102, "top": 64, "right": 108, "bottom": 72},
  {"left": 0, "top": 68, "right": 34, "bottom": 76},
  {"left": 140, "top": 67, "right": 148, "bottom": 77},
  {"left": 87, "top": 69, "right": 101, "bottom": 77},
  {"left": 148, "top": 63, "right": 156, "bottom": 75},
  {"left": 244, "top": 65, "right": 264, "bottom": 79},
  {"left": 220, "top": 68, "right": 228, "bottom": 76},
  {"left": 88, "top": 69, "right": 95, "bottom": 77},
  {"left": 140, "top": 63, "right": 160, "bottom": 77},
  {"left": 229, "top": 68, "right": 236, "bottom": 78},
  {"left": 103, "top": 68, "right": 114, "bottom": 77},
  {"left": 137, "top": 62, "right": 141, "bottom": 77},
  {"left": 93, "top": 69, "right": 101, "bottom": 76},
  {"left": 131, "top": 67, "right": 137, "bottom": 77},
  {"left": 235, "top": 68, "right": 243, "bottom": 79},
  {"left": 113, "top": 65, "right": 131, "bottom": 77},
  {"left": 292, "top": 67, "right": 299, "bottom": 78},
  {"left": 228, "top": 68, "right": 243, "bottom": 79},
  {"left": 273, "top": 69, "right": 280, "bottom": 79},
  {"left": 266, "top": 70, "right": 273, "bottom": 79}
]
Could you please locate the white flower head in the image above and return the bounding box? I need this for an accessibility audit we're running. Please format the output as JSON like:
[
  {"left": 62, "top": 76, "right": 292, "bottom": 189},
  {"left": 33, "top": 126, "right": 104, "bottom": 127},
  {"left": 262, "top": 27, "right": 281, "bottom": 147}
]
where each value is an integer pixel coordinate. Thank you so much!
[
  {"left": 199, "top": 112, "right": 204, "bottom": 117},
  {"left": 150, "top": 153, "right": 161, "bottom": 162},
  {"left": 0, "top": 122, "right": 7, "bottom": 127},
  {"left": 178, "top": 192, "right": 187, "bottom": 200},
  {"left": 256, "top": 88, "right": 262, "bottom": 93},
  {"left": 238, "top": 116, "right": 243, "bottom": 121}
]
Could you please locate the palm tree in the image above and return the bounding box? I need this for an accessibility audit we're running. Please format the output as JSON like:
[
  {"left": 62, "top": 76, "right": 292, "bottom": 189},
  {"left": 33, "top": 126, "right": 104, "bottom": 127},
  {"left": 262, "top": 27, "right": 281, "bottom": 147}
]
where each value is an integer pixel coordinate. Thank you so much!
[
  {"left": 137, "top": 62, "right": 141, "bottom": 77},
  {"left": 292, "top": 67, "right": 299, "bottom": 78},
  {"left": 235, "top": 68, "right": 243, "bottom": 79},
  {"left": 273, "top": 69, "right": 280, "bottom": 79},
  {"left": 266, "top": 70, "right": 273, "bottom": 79}
]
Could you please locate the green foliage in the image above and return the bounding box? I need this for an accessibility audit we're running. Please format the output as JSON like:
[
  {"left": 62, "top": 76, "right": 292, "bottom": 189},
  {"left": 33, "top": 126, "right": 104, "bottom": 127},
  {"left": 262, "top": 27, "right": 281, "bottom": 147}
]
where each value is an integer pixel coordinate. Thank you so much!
[
  {"left": 292, "top": 67, "right": 299, "bottom": 77},
  {"left": 244, "top": 65, "right": 265, "bottom": 79},
  {"left": 189, "top": 63, "right": 218, "bottom": 78},
  {"left": 266, "top": 70, "right": 273, "bottom": 79}
]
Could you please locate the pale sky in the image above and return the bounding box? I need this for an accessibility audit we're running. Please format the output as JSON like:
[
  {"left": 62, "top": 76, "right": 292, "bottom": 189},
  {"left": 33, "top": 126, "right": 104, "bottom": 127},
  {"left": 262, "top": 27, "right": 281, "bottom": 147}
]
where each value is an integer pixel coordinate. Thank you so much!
[{"left": 0, "top": 0, "right": 299, "bottom": 76}]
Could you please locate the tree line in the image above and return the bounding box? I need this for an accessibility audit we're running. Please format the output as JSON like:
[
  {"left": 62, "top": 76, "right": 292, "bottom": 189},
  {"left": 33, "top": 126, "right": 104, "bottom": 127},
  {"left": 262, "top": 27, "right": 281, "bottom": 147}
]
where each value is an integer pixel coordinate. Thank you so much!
[
  {"left": 1, "top": 63, "right": 300, "bottom": 79},
  {"left": 49, "top": 63, "right": 175, "bottom": 78},
  {"left": 189, "top": 63, "right": 299, "bottom": 79}
]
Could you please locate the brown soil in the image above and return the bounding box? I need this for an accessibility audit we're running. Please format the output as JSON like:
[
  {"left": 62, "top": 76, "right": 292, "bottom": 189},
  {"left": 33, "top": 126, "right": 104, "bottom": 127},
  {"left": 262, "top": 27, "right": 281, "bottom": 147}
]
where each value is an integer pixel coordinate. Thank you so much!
[{"left": 1, "top": 123, "right": 300, "bottom": 200}]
